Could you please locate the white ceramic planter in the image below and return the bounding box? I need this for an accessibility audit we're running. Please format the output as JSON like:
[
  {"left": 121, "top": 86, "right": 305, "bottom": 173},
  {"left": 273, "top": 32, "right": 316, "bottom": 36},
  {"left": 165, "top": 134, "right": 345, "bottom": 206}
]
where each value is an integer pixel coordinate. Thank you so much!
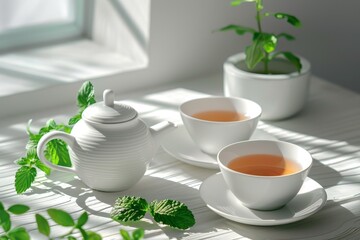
[{"left": 224, "top": 53, "right": 311, "bottom": 120}]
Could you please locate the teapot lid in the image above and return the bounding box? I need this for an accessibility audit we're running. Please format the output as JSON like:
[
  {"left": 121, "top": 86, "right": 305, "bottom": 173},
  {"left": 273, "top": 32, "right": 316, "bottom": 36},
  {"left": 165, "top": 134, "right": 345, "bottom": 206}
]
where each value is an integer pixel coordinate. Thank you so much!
[{"left": 82, "top": 89, "right": 137, "bottom": 124}]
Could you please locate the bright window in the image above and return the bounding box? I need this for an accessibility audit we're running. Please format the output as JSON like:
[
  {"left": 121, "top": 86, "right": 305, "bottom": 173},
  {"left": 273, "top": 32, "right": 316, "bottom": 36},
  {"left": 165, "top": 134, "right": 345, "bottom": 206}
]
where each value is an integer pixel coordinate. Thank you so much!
[
  {"left": 0, "top": 0, "right": 150, "bottom": 98},
  {"left": 0, "top": 0, "right": 73, "bottom": 30},
  {"left": 0, "top": 0, "right": 83, "bottom": 52}
]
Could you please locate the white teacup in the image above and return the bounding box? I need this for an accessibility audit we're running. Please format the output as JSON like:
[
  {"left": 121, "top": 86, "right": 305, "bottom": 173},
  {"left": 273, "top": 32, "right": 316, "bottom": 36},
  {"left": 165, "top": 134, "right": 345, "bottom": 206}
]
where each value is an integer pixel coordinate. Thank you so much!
[
  {"left": 180, "top": 96, "right": 261, "bottom": 155},
  {"left": 218, "top": 140, "right": 313, "bottom": 211}
]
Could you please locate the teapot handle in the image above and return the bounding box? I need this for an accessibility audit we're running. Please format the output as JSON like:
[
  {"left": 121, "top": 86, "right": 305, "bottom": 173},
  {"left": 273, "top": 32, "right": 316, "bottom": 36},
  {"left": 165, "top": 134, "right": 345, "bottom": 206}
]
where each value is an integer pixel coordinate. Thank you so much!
[{"left": 37, "top": 131, "right": 76, "bottom": 173}]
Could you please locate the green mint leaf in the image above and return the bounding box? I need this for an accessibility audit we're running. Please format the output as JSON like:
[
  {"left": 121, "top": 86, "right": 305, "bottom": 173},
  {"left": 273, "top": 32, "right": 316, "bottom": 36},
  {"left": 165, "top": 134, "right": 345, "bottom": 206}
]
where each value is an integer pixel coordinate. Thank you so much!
[
  {"left": 149, "top": 199, "right": 195, "bottom": 230},
  {"left": 77, "top": 212, "right": 88, "bottom": 227},
  {"left": 46, "top": 119, "right": 57, "bottom": 130},
  {"left": 120, "top": 229, "right": 131, "bottom": 240},
  {"left": 69, "top": 81, "right": 96, "bottom": 126},
  {"left": 35, "top": 160, "right": 51, "bottom": 175},
  {"left": 77, "top": 81, "right": 96, "bottom": 109},
  {"left": 16, "top": 149, "right": 37, "bottom": 167},
  {"left": 262, "top": 34, "right": 277, "bottom": 53},
  {"left": 45, "top": 139, "right": 71, "bottom": 167},
  {"left": 110, "top": 196, "right": 148, "bottom": 222},
  {"left": 35, "top": 214, "right": 50, "bottom": 237},
  {"left": 52, "top": 123, "right": 72, "bottom": 133},
  {"left": 132, "top": 228, "right": 145, "bottom": 240},
  {"left": 0, "top": 202, "right": 4, "bottom": 211},
  {"left": 87, "top": 231, "right": 102, "bottom": 240},
  {"left": 78, "top": 227, "right": 88, "bottom": 240},
  {"left": 47, "top": 209, "right": 75, "bottom": 227},
  {"left": 0, "top": 210, "right": 11, "bottom": 232},
  {"left": 245, "top": 37, "right": 266, "bottom": 69},
  {"left": 218, "top": 24, "right": 255, "bottom": 35},
  {"left": 15, "top": 157, "right": 30, "bottom": 166},
  {"left": 256, "top": 0, "right": 263, "bottom": 10},
  {"left": 39, "top": 119, "right": 69, "bottom": 134},
  {"left": 68, "top": 113, "right": 82, "bottom": 126},
  {"left": 0, "top": 236, "right": 8, "bottom": 240},
  {"left": 273, "top": 13, "right": 301, "bottom": 27},
  {"left": 231, "top": 0, "right": 255, "bottom": 6},
  {"left": 8, "top": 227, "right": 30, "bottom": 240},
  {"left": 25, "top": 134, "right": 40, "bottom": 151},
  {"left": 35, "top": 119, "right": 72, "bottom": 167},
  {"left": 7, "top": 205, "right": 29, "bottom": 215},
  {"left": 67, "top": 236, "right": 77, "bottom": 240},
  {"left": 38, "top": 122, "right": 51, "bottom": 135},
  {"left": 276, "top": 51, "right": 302, "bottom": 73},
  {"left": 15, "top": 166, "right": 37, "bottom": 194},
  {"left": 277, "top": 33, "right": 295, "bottom": 41},
  {"left": 28, "top": 119, "right": 72, "bottom": 168},
  {"left": 26, "top": 148, "right": 37, "bottom": 158},
  {"left": 2, "top": 221, "right": 11, "bottom": 233},
  {"left": 58, "top": 125, "right": 72, "bottom": 134}
]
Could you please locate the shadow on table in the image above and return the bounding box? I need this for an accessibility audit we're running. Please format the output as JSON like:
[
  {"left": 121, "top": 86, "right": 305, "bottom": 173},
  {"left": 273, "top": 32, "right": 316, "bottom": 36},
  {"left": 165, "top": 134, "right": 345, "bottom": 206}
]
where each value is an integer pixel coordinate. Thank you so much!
[
  {"left": 227, "top": 199, "right": 360, "bottom": 240},
  {"left": 262, "top": 88, "right": 360, "bottom": 147},
  {"left": 28, "top": 173, "right": 219, "bottom": 239},
  {"left": 308, "top": 157, "right": 342, "bottom": 189},
  {"left": 219, "top": 158, "right": 360, "bottom": 239},
  {"left": 25, "top": 154, "right": 359, "bottom": 239},
  {"left": 260, "top": 119, "right": 360, "bottom": 190}
]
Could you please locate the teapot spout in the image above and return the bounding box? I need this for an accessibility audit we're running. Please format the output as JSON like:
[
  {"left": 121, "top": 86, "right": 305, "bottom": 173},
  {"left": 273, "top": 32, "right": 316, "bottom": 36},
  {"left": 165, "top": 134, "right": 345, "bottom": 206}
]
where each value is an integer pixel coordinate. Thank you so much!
[{"left": 150, "top": 121, "right": 177, "bottom": 141}]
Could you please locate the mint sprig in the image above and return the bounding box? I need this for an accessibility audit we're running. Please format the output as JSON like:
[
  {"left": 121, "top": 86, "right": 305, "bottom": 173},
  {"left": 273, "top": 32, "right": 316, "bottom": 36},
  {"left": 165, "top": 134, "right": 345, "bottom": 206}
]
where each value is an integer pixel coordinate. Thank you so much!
[
  {"left": 14, "top": 81, "right": 96, "bottom": 194},
  {"left": 14, "top": 166, "right": 37, "bottom": 194},
  {"left": 220, "top": 0, "right": 302, "bottom": 73},
  {"left": 120, "top": 228, "right": 144, "bottom": 240},
  {"left": 68, "top": 81, "right": 96, "bottom": 125},
  {"left": 47, "top": 209, "right": 75, "bottom": 227},
  {"left": 149, "top": 199, "right": 196, "bottom": 230},
  {"left": 110, "top": 196, "right": 195, "bottom": 230},
  {"left": 35, "top": 214, "right": 50, "bottom": 237},
  {"left": 7, "top": 205, "right": 30, "bottom": 215},
  {"left": 0, "top": 201, "right": 145, "bottom": 240},
  {"left": 0, "top": 202, "right": 30, "bottom": 240},
  {"left": 111, "top": 196, "right": 148, "bottom": 222}
]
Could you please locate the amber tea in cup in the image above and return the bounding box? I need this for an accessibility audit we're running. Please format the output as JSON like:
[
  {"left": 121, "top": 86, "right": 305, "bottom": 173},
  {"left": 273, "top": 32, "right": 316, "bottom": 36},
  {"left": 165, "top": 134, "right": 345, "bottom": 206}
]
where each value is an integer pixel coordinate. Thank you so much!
[
  {"left": 180, "top": 97, "right": 261, "bottom": 155},
  {"left": 218, "top": 140, "right": 313, "bottom": 210},
  {"left": 192, "top": 110, "right": 248, "bottom": 122},
  {"left": 227, "top": 154, "right": 301, "bottom": 176}
]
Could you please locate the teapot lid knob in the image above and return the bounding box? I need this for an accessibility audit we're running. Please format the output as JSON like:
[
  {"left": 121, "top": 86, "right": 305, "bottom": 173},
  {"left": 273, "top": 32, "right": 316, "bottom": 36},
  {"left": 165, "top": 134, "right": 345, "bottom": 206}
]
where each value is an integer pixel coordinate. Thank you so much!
[
  {"left": 82, "top": 89, "right": 137, "bottom": 124},
  {"left": 104, "top": 89, "right": 115, "bottom": 107}
]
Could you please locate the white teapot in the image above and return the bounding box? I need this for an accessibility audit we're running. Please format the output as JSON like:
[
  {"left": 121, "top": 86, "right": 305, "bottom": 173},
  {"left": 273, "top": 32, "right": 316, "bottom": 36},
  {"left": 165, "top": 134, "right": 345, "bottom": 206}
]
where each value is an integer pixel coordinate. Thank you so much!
[{"left": 37, "top": 89, "right": 176, "bottom": 192}]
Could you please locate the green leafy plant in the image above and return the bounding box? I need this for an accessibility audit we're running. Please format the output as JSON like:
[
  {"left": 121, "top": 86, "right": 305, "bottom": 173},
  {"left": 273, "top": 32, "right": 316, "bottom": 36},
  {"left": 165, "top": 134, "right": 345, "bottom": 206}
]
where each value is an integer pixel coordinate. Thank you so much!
[
  {"left": 110, "top": 196, "right": 196, "bottom": 230},
  {"left": 0, "top": 202, "right": 30, "bottom": 240},
  {"left": 68, "top": 81, "right": 96, "bottom": 125},
  {"left": 120, "top": 229, "right": 144, "bottom": 240},
  {"left": 14, "top": 81, "right": 96, "bottom": 194},
  {"left": 0, "top": 202, "right": 31, "bottom": 240},
  {"left": 0, "top": 201, "right": 144, "bottom": 240},
  {"left": 36, "top": 209, "right": 102, "bottom": 239},
  {"left": 220, "top": 0, "right": 302, "bottom": 74}
]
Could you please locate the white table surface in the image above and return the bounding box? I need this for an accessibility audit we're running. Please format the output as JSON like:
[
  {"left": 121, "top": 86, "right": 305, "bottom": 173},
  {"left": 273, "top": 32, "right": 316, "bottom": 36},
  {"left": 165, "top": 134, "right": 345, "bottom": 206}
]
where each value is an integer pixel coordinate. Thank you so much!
[{"left": 1, "top": 74, "right": 360, "bottom": 239}]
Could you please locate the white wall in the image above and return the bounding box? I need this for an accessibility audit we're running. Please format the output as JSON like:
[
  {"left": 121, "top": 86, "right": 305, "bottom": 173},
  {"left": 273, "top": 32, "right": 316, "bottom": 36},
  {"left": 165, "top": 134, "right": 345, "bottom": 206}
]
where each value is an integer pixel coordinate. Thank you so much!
[
  {"left": 263, "top": 0, "right": 360, "bottom": 93},
  {"left": 1, "top": 0, "right": 359, "bottom": 118}
]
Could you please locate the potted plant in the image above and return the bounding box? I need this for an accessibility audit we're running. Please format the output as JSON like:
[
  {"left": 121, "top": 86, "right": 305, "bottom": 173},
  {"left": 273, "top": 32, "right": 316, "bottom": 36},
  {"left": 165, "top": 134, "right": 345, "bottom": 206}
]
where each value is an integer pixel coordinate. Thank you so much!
[{"left": 221, "top": 0, "right": 311, "bottom": 120}]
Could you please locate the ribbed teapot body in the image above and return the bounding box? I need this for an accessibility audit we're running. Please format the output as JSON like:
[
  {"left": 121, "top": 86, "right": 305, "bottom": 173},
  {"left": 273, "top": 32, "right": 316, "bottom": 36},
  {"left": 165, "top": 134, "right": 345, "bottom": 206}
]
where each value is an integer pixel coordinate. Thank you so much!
[{"left": 70, "top": 118, "right": 156, "bottom": 191}]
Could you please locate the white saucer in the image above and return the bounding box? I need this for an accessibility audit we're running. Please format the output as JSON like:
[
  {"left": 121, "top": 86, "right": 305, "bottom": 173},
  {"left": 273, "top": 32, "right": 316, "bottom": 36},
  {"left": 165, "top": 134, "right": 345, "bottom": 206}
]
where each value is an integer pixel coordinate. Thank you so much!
[
  {"left": 199, "top": 172, "right": 327, "bottom": 226},
  {"left": 160, "top": 125, "right": 277, "bottom": 169}
]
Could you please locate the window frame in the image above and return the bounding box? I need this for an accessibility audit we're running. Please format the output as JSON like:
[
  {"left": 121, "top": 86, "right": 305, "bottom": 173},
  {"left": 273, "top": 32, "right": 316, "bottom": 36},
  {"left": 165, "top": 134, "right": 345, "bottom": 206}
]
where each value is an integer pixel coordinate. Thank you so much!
[
  {"left": 0, "top": 0, "right": 151, "bottom": 105},
  {"left": 0, "top": 0, "right": 85, "bottom": 53}
]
